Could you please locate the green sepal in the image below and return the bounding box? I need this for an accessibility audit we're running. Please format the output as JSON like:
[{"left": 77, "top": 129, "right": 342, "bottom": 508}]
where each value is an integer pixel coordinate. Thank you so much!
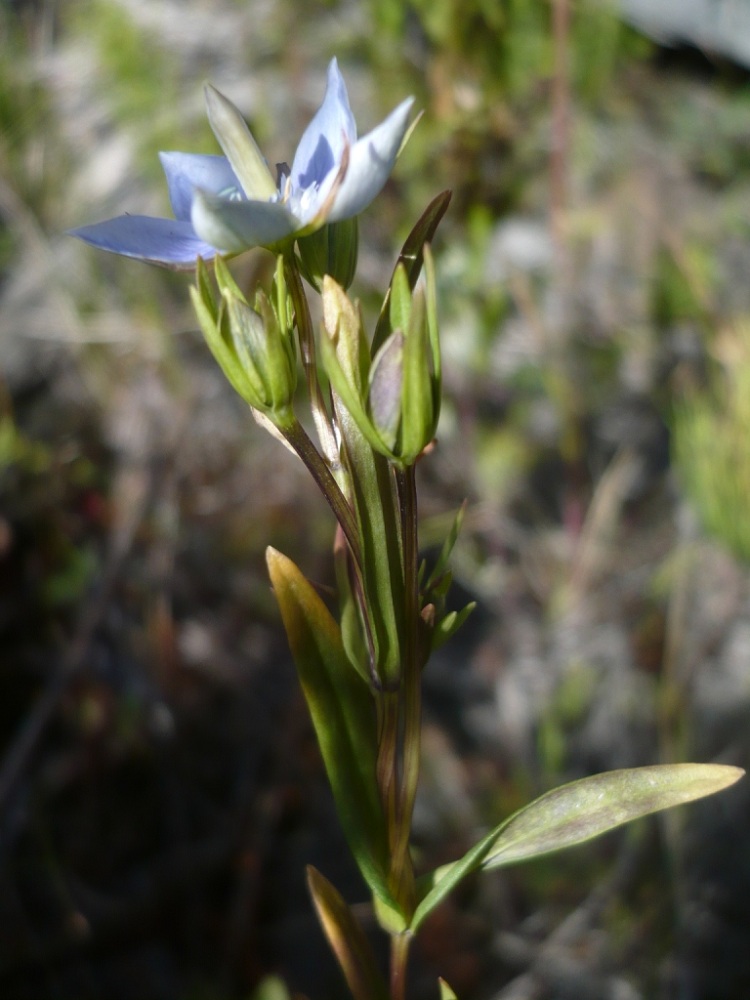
[
  {"left": 373, "top": 190, "right": 452, "bottom": 354},
  {"left": 191, "top": 260, "right": 256, "bottom": 407},
  {"left": 307, "top": 866, "right": 389, "bottom": 1000},
  {"left": 204, "top": 83, "right": 277, "bottom": 200},
  {"left": 272, "top": 254, "right": 293, "bottom": 333},
  {"left": 400, "top": 286, "right": 435, "bottom": 461},
  {"left": 322, "top": 270, "right": 438, "bottom": 467},
  {"left": 423, "top": 244, "right": 442, "bottom": 408},
  {"left": 266, "top": 547, "right": 393, "bottom": 906},
  {"left": 320, "top": 307, "right": 394, "bottom": 459},
  {"left": 410, "top": 763, "right": 743, "bottom": 932},
  {"left": 389, "top": 264, "right": 412, "bottom": 343},
  {"left": 191, "top": 257, "right": 296, "bottom": 428},
  {"left": 321, "top": 276, "right": 370, "bottom": 395},
  {"left": 214, "top": 253, "right": 244, "bottom": 298}
]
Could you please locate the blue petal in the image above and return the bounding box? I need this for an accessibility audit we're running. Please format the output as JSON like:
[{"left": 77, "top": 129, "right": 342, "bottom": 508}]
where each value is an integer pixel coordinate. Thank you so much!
[
  {"left": 327, "top": 97, "right": 414, "bottom": 222},
  {"left": 160, "top": 152, "right": 242, "bottom": 221},
  {"left": 191, "top": 190, "right": 300, "bottom": 251},
  {"left": 291, "top": 58, "right": 357, "bottom": 192},
  {"left": 69, "top": 216, "right": 217, "bottom": 269}
]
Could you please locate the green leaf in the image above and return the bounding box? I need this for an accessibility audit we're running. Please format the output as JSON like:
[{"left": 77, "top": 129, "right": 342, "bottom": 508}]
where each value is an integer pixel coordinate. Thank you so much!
[
  {"left": 411, "top": 763, "right": 743, "bottom": 932},
  {"left": 482, "top": 764, "right": 743, "bottom": 869},
  {"left": 267, "top": 547, "right": 392, "bottom": 906},
  {"left": 307, "top": 866, "right": 389, "bottom": 1000},
  {"left": 432, "top": 602, "right": 476, "bottom": 652},
  {"left": 373, "top": 190, "right": 452, "bottom": 353},
  {"left": 425, "top": 502, "right": 467, "bottom": 593}
]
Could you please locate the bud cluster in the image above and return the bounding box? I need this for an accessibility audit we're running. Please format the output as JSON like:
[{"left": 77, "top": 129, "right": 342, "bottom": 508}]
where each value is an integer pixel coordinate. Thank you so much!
[
  {"left": 321, "top": 246, "right": 441, "bottom": 468},
  {"left": 190, "top": 256, "right": 297, "bottom": 429}
]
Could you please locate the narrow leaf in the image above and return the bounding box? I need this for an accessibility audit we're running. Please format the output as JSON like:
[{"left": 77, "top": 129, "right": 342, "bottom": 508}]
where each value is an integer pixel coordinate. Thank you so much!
[
  {"left": 267, "top": 547, "right": 391, "bottom": 905},
  {"left": 411, "top": 763, "right": 743, "bottom": 931},
  {"left": 373, "top": 190, "right": 451, "bottom": 353},
  {"left": 432, "top": 602, "right": 476, "bottom": 652},
  {"left": 425, "top": 502, "right": 466, "bottom": 593},
  {"left": 307, "top": 866, "right": 389, "bottom": 1000},
  {"left": 438, "top": 979, "right": 458, "bottom": 1000}
]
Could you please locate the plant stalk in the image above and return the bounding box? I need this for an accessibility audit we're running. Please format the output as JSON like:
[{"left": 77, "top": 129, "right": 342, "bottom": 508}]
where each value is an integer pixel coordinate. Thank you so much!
[{"left": 390, "top": 931, "right": 412, "bottom": 1000}]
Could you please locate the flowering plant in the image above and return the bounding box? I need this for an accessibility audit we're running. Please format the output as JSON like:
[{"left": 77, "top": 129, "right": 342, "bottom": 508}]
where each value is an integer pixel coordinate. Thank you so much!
[
  {"left": 71, "top": 58, "right": 742, "bottom": 1000},
  {"left": 70, "top": 59, "right": 412, "bottom": 270}
]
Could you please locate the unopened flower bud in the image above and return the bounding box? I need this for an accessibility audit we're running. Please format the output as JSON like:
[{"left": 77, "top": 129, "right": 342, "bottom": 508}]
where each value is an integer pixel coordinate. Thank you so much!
[
  {"left": 298, "top": 217, "right": 359, "bottom": 290},
  {"left": 191, "top": 257, "right": 297, "bottom": 428},
  {"left": 320, "top": 250, "right": 441, "bottom": 468},
  {"left": 368, "top": 257, "right": 440, "bottom": 465}
]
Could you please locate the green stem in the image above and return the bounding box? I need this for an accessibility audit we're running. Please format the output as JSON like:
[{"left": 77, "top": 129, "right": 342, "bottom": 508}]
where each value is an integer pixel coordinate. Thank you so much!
[
  {"left": 390, "top": 464, "right": 421, "bottom": 917},
  {"left": 396, "top": 464, "right": 422, "bottom": 821}
]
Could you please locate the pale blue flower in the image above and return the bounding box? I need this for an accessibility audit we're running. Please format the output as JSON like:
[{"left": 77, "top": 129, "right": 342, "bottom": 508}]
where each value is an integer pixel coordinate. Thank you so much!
[{"left": 70, "top": 59, "right": 414, "bottom": 270}]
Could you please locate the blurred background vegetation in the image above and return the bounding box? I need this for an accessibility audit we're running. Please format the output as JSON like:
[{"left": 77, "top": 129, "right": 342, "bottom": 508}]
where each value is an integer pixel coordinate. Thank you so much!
[{"left": 3, "top": 0, "right": 750, "bottom": 998}]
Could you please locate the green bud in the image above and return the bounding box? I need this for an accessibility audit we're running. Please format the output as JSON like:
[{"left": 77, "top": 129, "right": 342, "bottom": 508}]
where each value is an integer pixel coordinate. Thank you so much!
[
  {"left": 370, "top": 258, "right": 440, "bottom": 465},
  {"left": 297, "top": 217, "right": 359, "bottom": 290},
  {"left": 191, "top": 256, "right": 297, "bottom": 428},
  {"left": 320, "top": 255, "right": 442, "bottom": 468},
  {"left": 321, "top": 274, "right": 370, "bottom": 393}
]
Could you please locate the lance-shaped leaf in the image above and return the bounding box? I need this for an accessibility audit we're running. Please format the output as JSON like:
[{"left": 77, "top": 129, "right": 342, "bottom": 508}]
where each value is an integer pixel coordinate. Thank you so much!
[
  {"left": 373, "top": 190, "right": 452, "bottom": 353},
  {"left": 431, "top": 603, "right": 476, "bottom": 652},
  {"left": 411, "top": 763, "right": 743, "bottom": 932},
  {"left": 424, "top": 502, "right": 466, "bottom": 594},
  {"left": 438, "top": 979, "right": 458, "bottom": 1000},
  {"left": 307, "top": 866, "right": 389, "bottom": 1000},
  {"left": 267, "top": 547, "right": 392, "bottom": 905}
]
